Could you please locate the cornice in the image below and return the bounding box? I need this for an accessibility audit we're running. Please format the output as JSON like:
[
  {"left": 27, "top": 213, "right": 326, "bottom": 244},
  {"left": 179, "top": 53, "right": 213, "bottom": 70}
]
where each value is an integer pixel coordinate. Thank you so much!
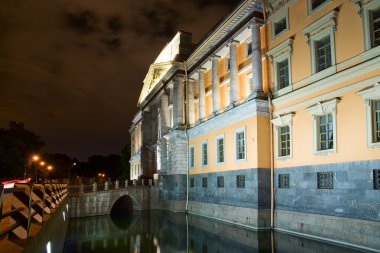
[{"left": 185, "top": 0, "right": 262, "bottom": 72}]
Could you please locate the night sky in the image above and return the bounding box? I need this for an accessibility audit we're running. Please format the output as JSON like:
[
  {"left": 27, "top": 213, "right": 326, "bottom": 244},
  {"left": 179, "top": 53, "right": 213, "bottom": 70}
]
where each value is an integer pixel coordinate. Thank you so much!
[{"left": 0, "top": 0, "right": 241, "bottom": 161}]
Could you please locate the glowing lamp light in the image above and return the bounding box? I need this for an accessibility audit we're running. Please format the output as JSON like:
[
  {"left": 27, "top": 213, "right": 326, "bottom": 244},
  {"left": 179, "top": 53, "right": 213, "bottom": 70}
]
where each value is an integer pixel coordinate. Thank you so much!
[
  {"left": 47, "top": 165, "right": 53, "bottom": 171},
  {"left": 40, "top": 161, "right": 45, "bottom": 166},
  {"left": 32, "top": 155, "right": 39, "bottom": 161},
  {"left": 46, "top": 241, "right": 51, "bottom": 253}
]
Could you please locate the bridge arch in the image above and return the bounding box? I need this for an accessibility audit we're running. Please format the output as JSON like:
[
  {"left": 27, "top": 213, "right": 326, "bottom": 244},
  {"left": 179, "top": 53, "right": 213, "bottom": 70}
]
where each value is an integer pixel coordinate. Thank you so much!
[{"left": 107, "top": 190, "right": 142, "bottom": 214}]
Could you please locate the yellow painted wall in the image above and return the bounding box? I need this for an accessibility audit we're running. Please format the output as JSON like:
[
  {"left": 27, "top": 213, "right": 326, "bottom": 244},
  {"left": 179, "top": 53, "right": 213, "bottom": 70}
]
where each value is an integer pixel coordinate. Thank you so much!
[
  {"left": 266, "top": 0, "right": 365, "bottom": 90},
  {"left": 275, "top": 84, "right": 380, "bottom": 169},
  {"left": 189, "top": 114, "right": 270, "bottom": 175}
]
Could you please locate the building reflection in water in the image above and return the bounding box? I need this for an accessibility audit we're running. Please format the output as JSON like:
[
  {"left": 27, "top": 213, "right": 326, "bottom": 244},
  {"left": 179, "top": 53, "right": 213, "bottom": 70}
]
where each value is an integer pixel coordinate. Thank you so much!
[{"left": 63, "top": 211, "right": 364, "bottom": 253}]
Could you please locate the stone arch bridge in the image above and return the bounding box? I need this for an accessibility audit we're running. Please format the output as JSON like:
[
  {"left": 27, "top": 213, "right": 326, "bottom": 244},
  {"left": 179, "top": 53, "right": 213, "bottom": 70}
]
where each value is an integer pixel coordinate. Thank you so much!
[{"left": 69, "top": 186, "right": 151, "bottom": 218}]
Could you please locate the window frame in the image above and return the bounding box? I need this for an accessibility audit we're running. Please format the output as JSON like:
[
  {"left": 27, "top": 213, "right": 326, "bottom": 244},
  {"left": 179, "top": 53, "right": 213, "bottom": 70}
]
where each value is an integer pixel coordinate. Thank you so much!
[
  {"left": 353, "top": 0, "right": 380, "bottom": 50},
  {"left": 215, "top": 134, "right": 225, "bottom": 165},
  {"left": 308, "top": 0, "right": 331, "bottom": 15},
  {"left": 271, "top": 113, "right": 295, "bottom": 159},
  {"left": 234, "top": 127, "right": 247, "bottom": 162},
  {"left": 306, "top": 98, "right": 340, "bottom": 155},
  {"left": 201, "top": 140, "right": 208, "bottom": 167},
  {"left": 356, "top": 82, "right": 380, "bottom": 148},
  {"left": 303, "top": 10, "right": 337, "bottom": 75},
  {"left": 269, "top": 5, "right": 289, "bottom": 40},
  {"left": 189, "top": 145, "right": 195, "bottom": 168},
  {"left": 266, "top": 38, "right": 293, "bottom": 97}
]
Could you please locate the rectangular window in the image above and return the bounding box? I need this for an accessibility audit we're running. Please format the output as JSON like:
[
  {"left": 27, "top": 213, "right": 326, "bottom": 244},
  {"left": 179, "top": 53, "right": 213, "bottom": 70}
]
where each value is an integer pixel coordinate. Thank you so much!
[
  {"left": 315, "top": 36, "right": 331, "bottom": 72},
  {"left": 216, "top": 136, "right": 224, "bottom": 163},
  {"left": 189, "top": 147, "right": 195, "bottom": 168},
  {"left": 374, "top": 169, "right": 380, "bottom": 189},
  {"left": 279, "top": 174, "right": 290, "bottom": 188},
  {"left": 319, "top": 113, "right": 334, "bottom": 150},
  {"left": 274, "top": 18, "right": 287, "bottom": 36},
  {"left": 226, "top": 57, "right": 230, "bottom": 72},
  {"left": 317, "top": 172, "right": 333, "bottom": 189},
  {"left": 217, "top": 176, "right": 224, "bottom": 188},
  {"left": 373, "top": 100, "right": 380, "bottom": 142},
  {"left": 278, "top": 59, "right": 289, "bottom": 89},
  {"left": 311, "top": 0, "right": 328, "bottom": 11},
  {"left": 246, "top": 41, "right": 252, "bottom": 58},
  {"left": 202, "top": 142, "right": 208, "bottom": 166},
  {"left": 202, "top": 177, "right": 207, "bottom": 188},
  {"left": 370, "top": 7, "right": 380, "bottom": 48},
  {"left": 190, "top": 178, "right": 194, "bottom": 188},
  {"left": 279, "top": 126, "right": 290, "bottom": 157},
  {"left": 236, "top": 175, "right": 245, "bottom": 188},
  {"left": 236, "top": 131, "right": 246, "bottom": 160}
]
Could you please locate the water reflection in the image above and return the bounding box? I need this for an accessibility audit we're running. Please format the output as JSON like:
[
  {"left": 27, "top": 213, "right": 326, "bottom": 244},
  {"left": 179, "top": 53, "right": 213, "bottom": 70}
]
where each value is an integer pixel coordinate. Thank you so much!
[{"left": 63, "top": 211, "right": 363, "bottom": 253}]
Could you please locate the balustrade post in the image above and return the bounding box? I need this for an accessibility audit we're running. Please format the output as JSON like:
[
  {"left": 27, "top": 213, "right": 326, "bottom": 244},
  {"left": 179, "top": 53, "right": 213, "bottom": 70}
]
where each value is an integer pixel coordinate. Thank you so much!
[
  {"left": 93, "top": 182, "right": 97, "bottom": 192},
  {"left": 125, "top": 179, "right": 129, "bottom": 187},
  {"left": 115, "top": 180, "right": 119, "bottom": 189},
  {"left": 104, "top": 181, "right": 109, "bottom": 191}
]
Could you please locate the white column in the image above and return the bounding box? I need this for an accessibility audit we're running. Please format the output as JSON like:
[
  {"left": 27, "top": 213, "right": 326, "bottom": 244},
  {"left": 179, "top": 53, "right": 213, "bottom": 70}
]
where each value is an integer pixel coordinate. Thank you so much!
[
  {"left": 187, "top": 78, "right": 196, "bottom": 125},
  {"left": 198, "top": 69, "right": 206, "bottom": 120},
  {"left": 160, "top": 93, "right": 169, "bottom": 134},
  {"left": 212, "top": 55, "right": 221, "bottom": 113},
  {"left": 173, "top": 75, "right": 184, "bottom": 127},
  {"left": 229, "top": 40, "right": 240, "bottom": 105},
  {"left": 251, "top": 20, "right": 264, "bottom": 97}
]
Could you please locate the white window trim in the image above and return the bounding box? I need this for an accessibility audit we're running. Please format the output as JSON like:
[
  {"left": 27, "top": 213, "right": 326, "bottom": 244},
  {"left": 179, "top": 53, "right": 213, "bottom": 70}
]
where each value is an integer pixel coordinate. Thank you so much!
[
  {"left": 356, "top": 82, "right": 380, "bottom": 148},
  {"left": 352, "top": 0, "right": 380, "bottom": 50},
  {"left": 215, "top": 134, "right": 225, "bottom": 165},
  {"left": 234, "top": 127, "right": 247, "bottom": 162},
  {"left": 269, "top": 6, "right": 289, "bottom": 39},
  {"left": 189, "top": 145, "right": 195, "bottom": 168},
  {"left": 303, "top": 10, "right": 337, "bottom": 75},
  {"left": 308, "top": 0, "right": 332, "bottom": 16},
  {"left": 266, "top": 38, "right": 293, "bottom": 97},
  {"left": 306, "top": 98, "right": 340, "bottom": 155},
  {"left": 201, "top": 140, "right": 208, "bottom": 167},
  {"left": 271, "top": 113, "right": 295, "bottom": 160}
]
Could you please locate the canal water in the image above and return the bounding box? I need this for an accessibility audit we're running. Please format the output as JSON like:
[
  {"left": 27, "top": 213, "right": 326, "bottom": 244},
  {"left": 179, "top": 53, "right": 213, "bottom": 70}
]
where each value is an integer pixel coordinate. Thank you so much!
[{"left": 63, "top": 210, "right": 364, "bottom": 253}]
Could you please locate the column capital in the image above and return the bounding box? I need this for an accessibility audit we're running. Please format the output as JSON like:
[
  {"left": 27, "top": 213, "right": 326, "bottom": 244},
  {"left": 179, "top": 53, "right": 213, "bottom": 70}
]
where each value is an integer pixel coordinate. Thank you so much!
[
  {"left": 227, "top": 39, "right": 240, "bottom": 47},
  {"left": 210, "top": 54, "right": 221, "bottom": 61},
  {"left": 197, "top": 67, "right": 206, "bottom": 74},
  {"left": 173, "top": 74, "right": 186, "bottom": 81},
  {"left": 249, "top": 17, "right": 264, "bottom": 27},
  {"left": 188, "top": 78, "right": 196, "bottom": 82}
]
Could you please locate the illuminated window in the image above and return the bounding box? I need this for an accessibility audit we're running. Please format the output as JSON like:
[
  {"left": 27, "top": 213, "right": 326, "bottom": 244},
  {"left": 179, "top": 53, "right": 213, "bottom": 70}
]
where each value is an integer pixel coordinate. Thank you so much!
[
  {"left": 278, "top": 58, "right": 290, "bottom": 89},
  {"left": 315, "top": 36, "right": 332, "bottom": 72},
  {"left": 371, "top": 7, "right": 380, "bottom": 48},
  {"left": 216, "top": 135, "right": 224, "bottom": 164},
  {"left": 234, "top": 127, "right": 246, "bottom": 161},
  {"left": 356, "top": 82, "right": 380, "bottom": 148},
  {"left": 306, "top": 98, "right": 339, "bottom": 154},
  {"left": 201, "top": 141, "right": 208, "bottom": 166},
  {"left": 269, "top": 6, "right": 289, "bottom": 39},
  {"left": 168, "top": 105, "right": 173, "bottom": 128},
  {"left": 279, "top": 125, "right": 291, "bottom": 156},
  {"left": 189, "top": 146, "right": 195, "bottom": 168},
  {"left": 318, "top": 113, "right": 334, "bottom": 150}
]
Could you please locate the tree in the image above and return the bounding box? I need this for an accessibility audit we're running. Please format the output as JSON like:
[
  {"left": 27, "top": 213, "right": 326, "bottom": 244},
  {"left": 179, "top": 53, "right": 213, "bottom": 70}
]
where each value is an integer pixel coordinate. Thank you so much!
[{"left": 0, "top": 122, "right": 45, "bottom": 180}]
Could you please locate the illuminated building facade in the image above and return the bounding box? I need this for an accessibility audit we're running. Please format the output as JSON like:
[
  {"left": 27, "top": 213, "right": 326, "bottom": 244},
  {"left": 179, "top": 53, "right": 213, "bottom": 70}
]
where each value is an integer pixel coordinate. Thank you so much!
[{"left": 130, "top": 0, "right": 380, "bottom": 250}]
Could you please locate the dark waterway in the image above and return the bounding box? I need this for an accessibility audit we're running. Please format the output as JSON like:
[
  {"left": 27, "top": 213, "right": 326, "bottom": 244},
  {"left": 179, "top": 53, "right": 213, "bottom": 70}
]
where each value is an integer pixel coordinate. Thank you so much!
[{"left": 63, "top": 210, "right": 364, "bottom": 253}]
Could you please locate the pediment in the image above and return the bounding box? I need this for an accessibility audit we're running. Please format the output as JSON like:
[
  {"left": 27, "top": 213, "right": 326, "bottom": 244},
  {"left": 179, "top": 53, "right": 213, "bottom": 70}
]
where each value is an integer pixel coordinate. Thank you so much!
[{"left": 138, "top": 61, "right": 173, "bottom": 106}]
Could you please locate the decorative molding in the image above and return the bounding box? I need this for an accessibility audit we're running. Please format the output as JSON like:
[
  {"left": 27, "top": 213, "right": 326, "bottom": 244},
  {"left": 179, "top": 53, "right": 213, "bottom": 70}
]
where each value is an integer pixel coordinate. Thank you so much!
[
  {"left": 303, "top": 10, "right": 338, "bottom": 44},
  {"left": 306, "top": 98, "right": 341, "bottom": 115},
  {"left": 266, "top": 0, "right": 297, "bottom": 17},
  {"left": 271, "top": 112, "right": 295, "bottom": 127},
  {"left": 266, "top": 38, "right": 293, "bottom": 62}
]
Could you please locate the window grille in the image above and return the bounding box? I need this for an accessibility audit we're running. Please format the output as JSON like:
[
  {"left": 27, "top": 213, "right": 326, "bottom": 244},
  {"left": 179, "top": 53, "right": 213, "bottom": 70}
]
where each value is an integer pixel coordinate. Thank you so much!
[
  {"left": 202, "top": 177, "right": 207, "bottom": 188},
  {"left": 317, "top": 172, "right": 333, "bottom": 189},
  {"left": 279, "top": 174, "right": 290, "bottom": 188},
  {"left": 217, "top": 176, "right": 224, "bottom": 188},
  {"left": 236, "top": 175, "right": 245, "bottom": 188}
]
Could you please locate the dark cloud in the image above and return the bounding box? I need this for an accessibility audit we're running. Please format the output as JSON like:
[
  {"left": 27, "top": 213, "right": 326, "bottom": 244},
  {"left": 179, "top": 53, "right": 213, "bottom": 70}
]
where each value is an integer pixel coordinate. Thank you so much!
[
  {"left": 66, "top": 10, "right": 100, "bottom": 34},
  {"left": 0, "top": 0, "right": 237, "bottom": 160}
]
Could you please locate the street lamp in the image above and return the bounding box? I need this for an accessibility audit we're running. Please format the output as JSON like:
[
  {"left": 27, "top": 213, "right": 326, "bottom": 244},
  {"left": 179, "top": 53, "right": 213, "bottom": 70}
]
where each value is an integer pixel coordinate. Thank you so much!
[{"left": 24, "top": 154, "right": 40, "bottom": 180}]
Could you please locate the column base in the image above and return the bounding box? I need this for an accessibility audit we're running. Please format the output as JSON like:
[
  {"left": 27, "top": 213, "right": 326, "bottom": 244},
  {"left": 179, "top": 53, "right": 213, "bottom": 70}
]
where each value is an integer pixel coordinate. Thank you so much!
[{"left": 248, "top": 91, "right": 267, "bottom": 100}]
